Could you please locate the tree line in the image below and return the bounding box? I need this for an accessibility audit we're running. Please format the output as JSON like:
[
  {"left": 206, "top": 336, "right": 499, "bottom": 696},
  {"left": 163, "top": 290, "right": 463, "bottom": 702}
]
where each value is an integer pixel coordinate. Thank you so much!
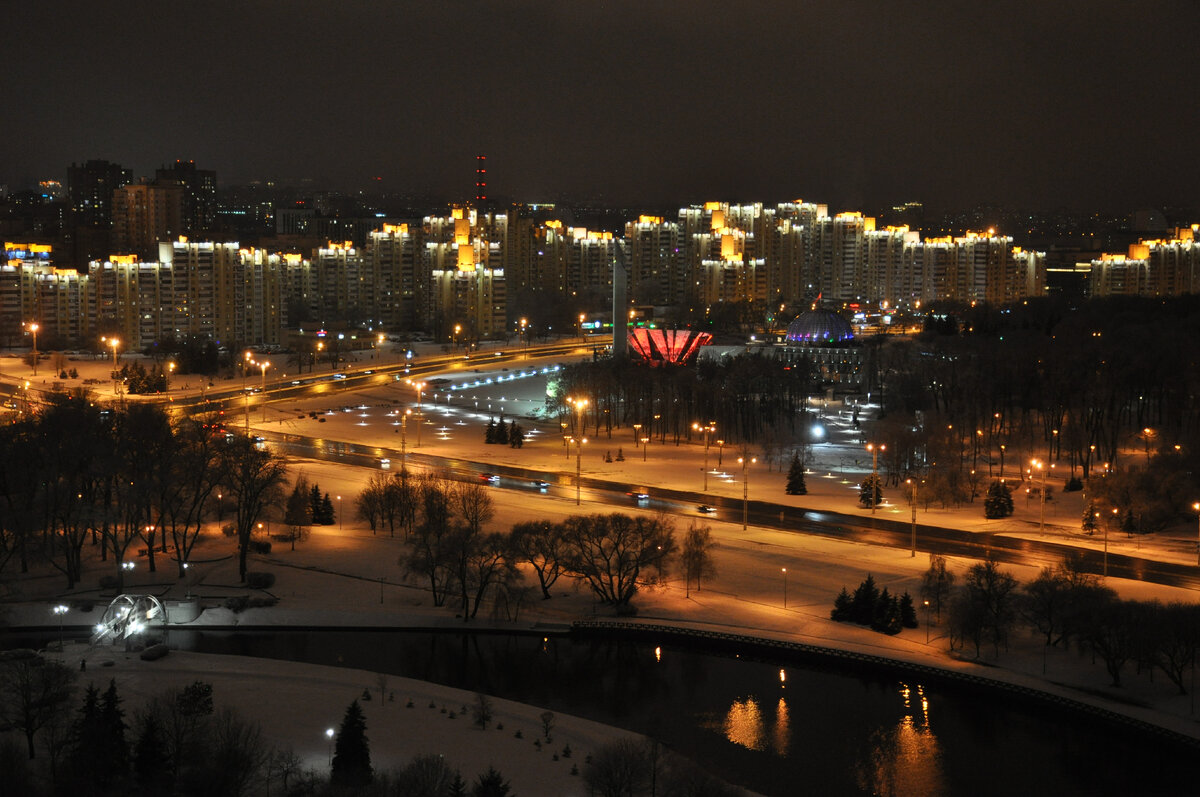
[
  {"left": 356, "top": 471, "right": 717, "bottom": 617},
  {"left": 918, "top": 554, "right": 1200, "bottom": 692},
  {"left": 0, "top": 392, "right": 289, "bottom": 589}
]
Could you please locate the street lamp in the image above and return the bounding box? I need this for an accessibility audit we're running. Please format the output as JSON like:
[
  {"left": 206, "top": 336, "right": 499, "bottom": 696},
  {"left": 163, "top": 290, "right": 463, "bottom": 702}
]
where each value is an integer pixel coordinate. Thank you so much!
[
  {"left": 692, "top": 421, "right": 715, "bottom": 491},
  {"left": 26, "top": 322, "right": 39, "bottom": 376},
  {"left": 632, "top": 423, "right": 642, "bottom": 447},
  {"left": 570, "top": 436, "right": 588, "bottom": 505},
  {"left": 717, "top": 438, "right": 725, "bottom": 467},
  {"left": 519, "top": 317, "right": 528, "bottom": 358},
  {"left": 401, "top": 409, "right": 411, "bottom": 469},
  {"left": 53, "top": 604, "right": 68, "bottom": 651},
  {"left": 738, "top": 456, "right": 756, "bottom": 530},
  {"left": 1030, "top": 458, "right": 1049, "bottom": 535},
  {"left": 258, "top": 360, "right": 270, "bottom": 422},
  {"left": 1194, "top": 502, "right": 1200, "bottom": 567},
  {"left": 923, "top": 599, "right": 931, "bottom": 643},
  {"left": 337, "top": 495, "right": 343, "bottom": 530},
  {"left": 781, "top": 568, "right": 787, "bottom": 609},
  {"left": 407, "top": 380, "right": 426, "bottom": 447},
  {"left": 866, "top": 443, "right": 886, "bottom": 513},
  {"left": 453, "top": 323, "right": 462, "bottom": 350},
  {"left": 325, "top": 727, "right": 335, "bottom": 766},
  {"left": 641, "top": 437, "right": 650, "bottom": 461},
  {"left": 906, "top": 478, "right": 918, "bottom": 557},
  {"left": 101, "top": 336, "right": 121, "bottom": 395}
]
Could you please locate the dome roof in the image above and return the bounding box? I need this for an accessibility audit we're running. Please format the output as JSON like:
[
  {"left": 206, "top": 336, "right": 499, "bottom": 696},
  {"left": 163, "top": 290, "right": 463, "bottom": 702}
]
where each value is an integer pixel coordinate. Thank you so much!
[{"left": 785, "top": 310, "right": 854, "bottom": 344}]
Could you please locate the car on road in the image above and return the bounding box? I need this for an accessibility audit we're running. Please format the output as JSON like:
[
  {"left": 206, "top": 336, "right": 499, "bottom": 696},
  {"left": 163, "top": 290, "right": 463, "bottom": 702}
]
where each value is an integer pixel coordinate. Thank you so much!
[
  {"left": 480, "top": 473, "right": 500, "bottom": 484},
  {"left": 697, "top": 504, "right": 715, "bottom": 514},
  {"left": 379, "top": 458, "right": 391, "bottom": 469},
  {"left": 531, "top": 479, "right": 550, "bottom": 491},
  {"left": 628, "top": 491, "right": 650, "bottom": 502}
]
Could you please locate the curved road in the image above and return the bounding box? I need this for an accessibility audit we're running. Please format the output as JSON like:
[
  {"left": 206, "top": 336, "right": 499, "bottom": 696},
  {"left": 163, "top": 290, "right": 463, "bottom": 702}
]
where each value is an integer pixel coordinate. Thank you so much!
[{"left": 257, "top": 429, "right": 1200, "bottom": 592}]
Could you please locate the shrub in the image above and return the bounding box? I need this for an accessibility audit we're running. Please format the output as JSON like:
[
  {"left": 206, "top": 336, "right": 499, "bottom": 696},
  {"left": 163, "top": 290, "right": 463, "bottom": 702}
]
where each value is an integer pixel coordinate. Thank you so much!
[
  {"left": 247, "top": 540, "right": 272, "bottom": 555},
  {"left": 244, "top": 571, "right": 275, "bottom": 589},
  {"left": 984, "top": 481, "right": 1014, "bottom": 519},
  {"left": 225, "top": 596, "right": 249, "bottom": 612},
  {"left": 1064, "top": 476, "right": 1083, "bottom": 493},
  {"left": 221, "top": 523, "right": 236, "bottom": 537}
]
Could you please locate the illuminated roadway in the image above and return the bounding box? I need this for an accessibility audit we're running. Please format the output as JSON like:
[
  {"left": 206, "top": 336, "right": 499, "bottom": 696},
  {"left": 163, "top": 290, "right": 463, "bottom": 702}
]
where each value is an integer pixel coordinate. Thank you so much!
[
  {"left": 8, "top": 339, "right": 1195, "bottom": 591},
  {"left": 253, "top": 427, "right": 1200, "bottom": 593}
]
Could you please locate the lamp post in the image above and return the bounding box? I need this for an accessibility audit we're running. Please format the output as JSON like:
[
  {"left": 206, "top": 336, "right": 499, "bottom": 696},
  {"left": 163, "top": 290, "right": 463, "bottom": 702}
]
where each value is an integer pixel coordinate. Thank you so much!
[
  {"left": 101, "top": 336, "right": 121, "bottom": 396},
  {"left": 408, "top": 380, "right": 426, "bottom": 447},
  {"left": 1031, "top": 458, "right": 1047, "bottom": 535},
  {"left": 519, "top": 317, "right": 528, "bottom": 359},
  {"left": 325, "top": 727, "right": 335, "bottom": 766},
  {"left": 572, "top": 436, "right": 587, "bottom": 505},
  {"left": 1194, "top": 502, "right": 1200, "bottom": 567},
  {"left": 781, "top": 568, "right": 787, "bottom": 609},
  {"left": 738, "top": 456, "right": 756, "bottom": 530},
  {"left": 641, "top": 436, "right": 650, "bottom": 461},
  {"left": 337, "top": 495, "right": 343, "bottom": 530},
  {"left": 166, "top": 361, "right": 176, "bottom": 390},
  {"left": 906, "top": 478, "right": 918, "bottom": 557},
  {"left": 632, "top": 423, "right": 641, "bottom": 447},
  {"left": 27, "top": 322, "right": 38, "bottom": 376},
  {"left": 258, "top": 360, "right": 270, "bottom": 421},
  {"left": 692, "top": 422, "right": 715, "bottom": 491},
  {"left": 53, "top": 604, "right": 68, "bottom": 651},
  {"left": 999, "top": 444, "right": 1006, "bottom": 478},
  {"left": 866, "top": 443, "right": 885, "bottom": 513},
  {"left": 717, "top": 438, "right": 725, "bottom": 468},
  {"left": 923, "top": 599, "right": 931, "bottom": 643},
  {"left": 401, "top": 409, "right": 411, "bottom": 470},
  {"left": 453, "top": 323, "right": 462, "bottom": 350}
]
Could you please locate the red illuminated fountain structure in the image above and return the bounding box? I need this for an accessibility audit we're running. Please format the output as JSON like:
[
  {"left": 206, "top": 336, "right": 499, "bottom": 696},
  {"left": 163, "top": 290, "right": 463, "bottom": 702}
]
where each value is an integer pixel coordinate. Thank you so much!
[{"left": 627, "top": 328, "right": 712, "bottom": 366}]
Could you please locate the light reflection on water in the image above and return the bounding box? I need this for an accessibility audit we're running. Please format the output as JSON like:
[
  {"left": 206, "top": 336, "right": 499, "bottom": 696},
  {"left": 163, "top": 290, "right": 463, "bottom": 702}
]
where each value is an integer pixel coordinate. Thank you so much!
[
  {"left": 855, "top": 682, "right": 945, "bottom": 797},
  {"left": 712, "top": 680, "right": 945, "bottom": 794},
  {"left": 716, "top": 696, "right": 792, "bottom": 757}
]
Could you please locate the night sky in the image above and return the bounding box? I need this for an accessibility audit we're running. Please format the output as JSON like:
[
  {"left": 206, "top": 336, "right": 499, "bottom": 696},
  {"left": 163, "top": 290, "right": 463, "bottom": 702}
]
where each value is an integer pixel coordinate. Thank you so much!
[{"left": 5, "top": 1, "right": 1198, "bottom": 210}]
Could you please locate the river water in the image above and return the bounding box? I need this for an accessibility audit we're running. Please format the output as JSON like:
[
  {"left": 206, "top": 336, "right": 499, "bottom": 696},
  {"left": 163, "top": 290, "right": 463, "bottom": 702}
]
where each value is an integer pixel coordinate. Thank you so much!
[{"left": 138, "top": 627, "right": 1194, "bottom": 796}]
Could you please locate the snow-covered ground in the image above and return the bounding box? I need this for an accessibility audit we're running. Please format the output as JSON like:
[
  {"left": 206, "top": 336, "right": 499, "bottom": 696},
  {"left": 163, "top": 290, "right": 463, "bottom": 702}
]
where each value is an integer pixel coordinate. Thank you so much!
[{"left": 3, "top": 343, "right": 1200, "bottom": 791}]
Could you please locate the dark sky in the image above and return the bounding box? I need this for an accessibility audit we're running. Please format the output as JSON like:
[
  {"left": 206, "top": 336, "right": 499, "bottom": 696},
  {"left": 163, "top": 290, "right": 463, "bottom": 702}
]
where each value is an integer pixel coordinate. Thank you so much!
[{"left": 5, "top": 1, "right": 1198, "bottom": 210}]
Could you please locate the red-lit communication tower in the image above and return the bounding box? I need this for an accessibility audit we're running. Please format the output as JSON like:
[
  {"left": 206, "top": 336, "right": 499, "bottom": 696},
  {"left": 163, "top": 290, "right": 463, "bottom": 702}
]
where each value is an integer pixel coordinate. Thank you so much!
[{"left": 474, "top": 155, "right": 487, "bottom": 204}]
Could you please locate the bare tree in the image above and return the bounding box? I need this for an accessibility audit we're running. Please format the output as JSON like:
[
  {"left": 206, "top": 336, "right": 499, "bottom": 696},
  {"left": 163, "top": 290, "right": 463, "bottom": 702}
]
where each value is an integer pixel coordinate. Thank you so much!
[
  {"left": 220, "top": 437, "right": 288, "bottom": 582},
  {"left": 681, "top": 523, "right": 718, "bottom": 597},
  {"left": 510, "top": 520, "right": 568, "bottom": 599},
  {"left": 563, "top": 513, "right": 676, "bottom": 606},
  {"left": 919, "top": 554, "right": 955, "bottom": 622},
  {"left": 453, "top": 481, "right": 495, "bottom": 535},
  {"left": 0, "top": 653, "right": 77, "bottom": 759},
  {"left": 401, "top": 474, "right": 457, "bottom": 606}
]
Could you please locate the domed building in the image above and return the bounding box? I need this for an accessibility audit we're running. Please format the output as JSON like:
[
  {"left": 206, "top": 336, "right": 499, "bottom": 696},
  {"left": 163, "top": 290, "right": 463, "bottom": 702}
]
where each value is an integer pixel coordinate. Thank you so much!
[
  {"left": 777, "top": 308, "right": 864, "bottom": 392},
  {"left": 784, "top": 309, "right": 855, "bottom": 344}
]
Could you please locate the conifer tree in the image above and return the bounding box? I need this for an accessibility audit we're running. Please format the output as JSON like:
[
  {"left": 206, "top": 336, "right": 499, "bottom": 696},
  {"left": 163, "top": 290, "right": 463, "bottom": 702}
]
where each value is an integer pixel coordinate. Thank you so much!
[
  {"left": 859, "top": 474, "right": 882, "bottom": 508},
  {"left": 309, "top": 484, "right": 324, "bottom": 522},
  {"left": 321, "top": 493, "right": 335, "bottom": 525},
  {"left": 899, "top": 591, "right": 919, "bottom": 628},
  {"left": 133, "top": 712, "right": 171, "bottom": 794},
  {"left": 495, "top": 416, "right": 509, "bottom": 445},
  {"left": 831, "top": 587, "right": 853, "bottom": 621},
  {"left": 984, "top": 480, "right": 1014, "bottom": 518},
  {"left": 473, "top": 766, "right": 512, "bottom": 797},
  {"left": 850, "top": 574, "right": 879, "bottom": 625},
  {"left": 331, "top": 700, "right": 372, "bottom": 788},
  {"left": 485, "top": 419, "right": 496, "bottom": 444},
  {"left": 786, "top": 453, "right": 808, "bottom": 495}
]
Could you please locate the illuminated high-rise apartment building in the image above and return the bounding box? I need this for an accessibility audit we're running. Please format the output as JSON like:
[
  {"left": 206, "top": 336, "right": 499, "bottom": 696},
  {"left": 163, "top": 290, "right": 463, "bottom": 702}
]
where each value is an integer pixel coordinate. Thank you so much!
[{"left": 112, "top": 180, "right": 184, "bottom": 260}]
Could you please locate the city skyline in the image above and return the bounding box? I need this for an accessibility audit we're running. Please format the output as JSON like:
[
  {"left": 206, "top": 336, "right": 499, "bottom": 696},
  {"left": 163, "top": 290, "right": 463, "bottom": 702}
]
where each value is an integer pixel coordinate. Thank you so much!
[{"left": 5, "top": 1, "right": 1199, "bottom": 210}]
